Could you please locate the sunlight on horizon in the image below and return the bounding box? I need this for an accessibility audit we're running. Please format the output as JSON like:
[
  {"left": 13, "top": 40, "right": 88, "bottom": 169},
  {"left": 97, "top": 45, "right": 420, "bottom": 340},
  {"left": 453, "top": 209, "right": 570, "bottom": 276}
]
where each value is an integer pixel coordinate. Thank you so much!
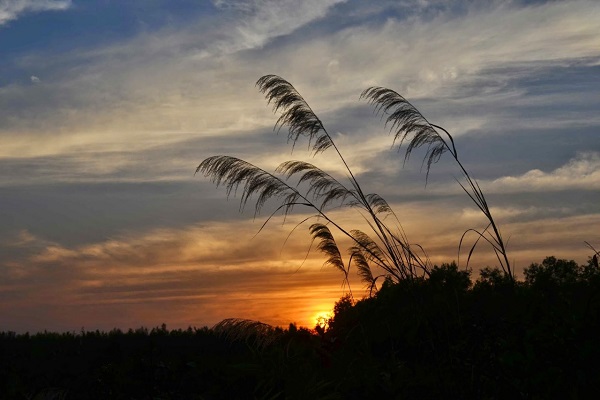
[{"left": 1, "top": 0, "right": 599, "bottom": 333}]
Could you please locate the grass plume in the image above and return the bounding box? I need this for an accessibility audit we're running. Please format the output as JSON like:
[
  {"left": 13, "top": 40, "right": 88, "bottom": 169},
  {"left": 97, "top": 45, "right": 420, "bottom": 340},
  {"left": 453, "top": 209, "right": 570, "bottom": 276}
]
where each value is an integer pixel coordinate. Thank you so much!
[
  {"left": 199, "top": 74, "right": 514, "bottom": 295},
  {"left": 361, "top": 86, "right": 513, "bottom": 280}
]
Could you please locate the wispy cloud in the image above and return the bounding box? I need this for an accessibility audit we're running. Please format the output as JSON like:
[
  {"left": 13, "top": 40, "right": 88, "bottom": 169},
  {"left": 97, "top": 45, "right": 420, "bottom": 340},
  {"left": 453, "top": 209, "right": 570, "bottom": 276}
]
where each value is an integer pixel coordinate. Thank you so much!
[
  {"left": 0, "top": 0, "right": 71, "bottom": 26},
  {"left": 211, "top": 0, "right": 347, "bottom": 53},
  {"left": 3, "top": 0, "right": 598, "bottom": 165}
]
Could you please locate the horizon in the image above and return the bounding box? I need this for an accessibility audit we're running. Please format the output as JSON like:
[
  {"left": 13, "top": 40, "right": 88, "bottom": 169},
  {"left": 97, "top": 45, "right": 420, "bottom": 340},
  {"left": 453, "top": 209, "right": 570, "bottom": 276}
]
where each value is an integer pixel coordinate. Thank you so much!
[{"left": 1, "top": 0, "right": 599, "bottom": 334}]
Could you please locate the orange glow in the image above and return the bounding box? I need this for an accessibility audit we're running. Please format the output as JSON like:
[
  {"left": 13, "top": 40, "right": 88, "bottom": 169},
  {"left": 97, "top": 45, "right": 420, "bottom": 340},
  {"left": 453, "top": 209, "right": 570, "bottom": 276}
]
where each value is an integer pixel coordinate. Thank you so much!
[
  {"left": 314, "top": 311, "right": 332, "bottom": 328},
  {"left": 309, "top": 304, "right": 334, "bottom": 330}
]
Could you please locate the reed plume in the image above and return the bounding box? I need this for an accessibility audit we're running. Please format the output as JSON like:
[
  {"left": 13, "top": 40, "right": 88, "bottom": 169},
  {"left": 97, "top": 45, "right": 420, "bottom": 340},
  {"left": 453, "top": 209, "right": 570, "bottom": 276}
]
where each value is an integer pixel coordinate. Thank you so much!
[
  {"left": 361, "top": 87, "right": 513, "bottom": 280},
  {"left": 199, "top": 74, "right": 514, "bottom": 296}
]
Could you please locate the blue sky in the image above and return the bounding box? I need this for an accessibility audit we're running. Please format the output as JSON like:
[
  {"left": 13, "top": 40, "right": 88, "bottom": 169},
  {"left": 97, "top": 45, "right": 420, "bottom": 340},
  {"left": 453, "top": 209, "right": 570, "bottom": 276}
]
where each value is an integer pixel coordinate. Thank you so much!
[{"left": 1, "top": 0, "right": 599, "bottom": 332}]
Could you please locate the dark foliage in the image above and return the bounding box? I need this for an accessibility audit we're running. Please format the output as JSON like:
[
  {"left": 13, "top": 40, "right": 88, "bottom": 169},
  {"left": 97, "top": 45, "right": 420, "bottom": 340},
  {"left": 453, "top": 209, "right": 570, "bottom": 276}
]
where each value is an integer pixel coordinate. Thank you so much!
[
  {"left": 323, "top": 256, "right": 600, "bottom": 399},
  {"left": 3, "top": 256, "right": 599, "bottom": 399},
  {"left": 0, "top": 324, "right": 329, "bottom": 400}
]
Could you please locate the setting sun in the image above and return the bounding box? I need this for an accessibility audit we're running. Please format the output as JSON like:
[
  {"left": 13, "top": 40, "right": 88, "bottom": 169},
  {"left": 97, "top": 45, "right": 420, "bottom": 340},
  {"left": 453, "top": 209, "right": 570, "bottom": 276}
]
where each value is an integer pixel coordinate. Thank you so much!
[{"left": 312, "top": 310, "right": 333, "bottom": 329}]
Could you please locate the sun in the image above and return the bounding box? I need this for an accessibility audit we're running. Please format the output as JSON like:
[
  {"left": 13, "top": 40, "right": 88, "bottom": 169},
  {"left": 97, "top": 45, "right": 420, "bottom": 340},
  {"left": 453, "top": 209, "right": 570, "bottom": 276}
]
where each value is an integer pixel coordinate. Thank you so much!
[
  {"left": 312, "top": 310, "right": 333, "bottom": 329},
  {"left": 298, "top": 302, "right": 336, "bottom": 328}
]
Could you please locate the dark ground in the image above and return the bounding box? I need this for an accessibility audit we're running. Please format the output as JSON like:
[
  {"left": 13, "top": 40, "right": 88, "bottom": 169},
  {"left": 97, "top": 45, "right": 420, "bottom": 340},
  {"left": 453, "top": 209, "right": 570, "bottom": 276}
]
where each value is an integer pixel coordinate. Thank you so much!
[{"left": 2, "top": 256, "right": 599, "bottom": 399}]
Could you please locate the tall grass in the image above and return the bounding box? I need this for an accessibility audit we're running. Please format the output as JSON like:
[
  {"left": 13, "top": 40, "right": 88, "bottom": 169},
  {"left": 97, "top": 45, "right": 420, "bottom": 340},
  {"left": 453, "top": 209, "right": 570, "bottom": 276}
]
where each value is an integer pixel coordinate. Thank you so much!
[
  {"left": 197, "top": 75, "right": 513, "bottom": 292},
  {"left": 360, "top": 86, "right": 513, "bottom": 279}
]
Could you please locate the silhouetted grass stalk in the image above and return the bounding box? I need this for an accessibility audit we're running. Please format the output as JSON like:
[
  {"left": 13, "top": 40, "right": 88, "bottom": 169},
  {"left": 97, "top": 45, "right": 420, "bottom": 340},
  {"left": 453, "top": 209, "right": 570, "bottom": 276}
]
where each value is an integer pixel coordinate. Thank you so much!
[
  {"left": 198, "top": 75, "right": 516, "bottom": 295},
  {"left": 360, "top": 87, "right": 513, "bottom": 280},
  {"left": 198, "top": 75, "right": 431, "bottom": 294}
]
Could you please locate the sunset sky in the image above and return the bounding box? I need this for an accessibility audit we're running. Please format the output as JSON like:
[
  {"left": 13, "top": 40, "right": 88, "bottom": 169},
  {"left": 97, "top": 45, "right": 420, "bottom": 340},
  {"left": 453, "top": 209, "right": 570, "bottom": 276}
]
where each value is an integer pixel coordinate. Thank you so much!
[{"left": 1, "top": 0, "right": 599, "bottom": 333}]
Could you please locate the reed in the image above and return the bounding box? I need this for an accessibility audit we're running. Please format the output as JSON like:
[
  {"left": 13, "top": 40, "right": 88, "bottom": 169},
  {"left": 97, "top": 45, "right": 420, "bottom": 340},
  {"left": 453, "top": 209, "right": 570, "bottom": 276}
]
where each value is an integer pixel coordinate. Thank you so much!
[{"left": 198, "top": 75, "right": 514, "bottom": 294}]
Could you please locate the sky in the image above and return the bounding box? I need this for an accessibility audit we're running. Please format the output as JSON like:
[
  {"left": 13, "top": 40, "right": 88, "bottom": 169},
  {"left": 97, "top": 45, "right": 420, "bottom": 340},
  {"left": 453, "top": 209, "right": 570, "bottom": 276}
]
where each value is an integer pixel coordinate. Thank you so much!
[{"left": 0, "top": 0, "right": 599, "bottom": 333}]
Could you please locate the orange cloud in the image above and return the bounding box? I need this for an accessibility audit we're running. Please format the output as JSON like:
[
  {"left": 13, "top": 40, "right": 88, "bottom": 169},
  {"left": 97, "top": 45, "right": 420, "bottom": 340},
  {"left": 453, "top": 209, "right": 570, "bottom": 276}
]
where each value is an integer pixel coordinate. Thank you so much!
[{"left": 1, "top": 220, "right": 346, "bottom": 332}]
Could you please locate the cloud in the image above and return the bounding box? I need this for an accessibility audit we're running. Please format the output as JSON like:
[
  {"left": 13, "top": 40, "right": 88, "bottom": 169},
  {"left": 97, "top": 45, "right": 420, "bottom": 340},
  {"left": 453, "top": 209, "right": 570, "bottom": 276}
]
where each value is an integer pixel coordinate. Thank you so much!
[
  {"left": 30, "top": 75, "right": 41, "bottom": 83},
  {"left": 1, "top": 180, "right": 598, "bottom": 332},
  {"left": 0, "top": 0, "right": 71, "bottom": 25},
  {"left": 8, "top": 229, "right": 37, "bottom": 246},
  {"left": 491, "top": 152, "right": 600, "bottom": 192},
  {"left": 1, "top": 0, "right": 598, "bottom": 162},
  {"left": 212, "top": 0, "right": 347, "bottom": 53},
  {"left": 0, "top": 221, "right": 345, "bottom": 332}
]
